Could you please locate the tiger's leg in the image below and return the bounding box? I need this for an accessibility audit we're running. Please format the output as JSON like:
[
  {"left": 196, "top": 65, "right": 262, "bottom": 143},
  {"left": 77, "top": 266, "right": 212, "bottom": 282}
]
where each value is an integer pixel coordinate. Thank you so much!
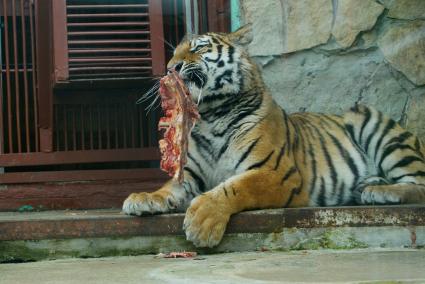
[
  {"left": 345, "top": 105, "right": 425, "bottom": 205},
  {"left": 122, "top": 169, "right": 205, "bottom": 216},
  {"left": 360, "top": 141, "right": 425, "bottom": 204},
  {"left": 183, "top": 167, "right": 304, "bottom": 247}
]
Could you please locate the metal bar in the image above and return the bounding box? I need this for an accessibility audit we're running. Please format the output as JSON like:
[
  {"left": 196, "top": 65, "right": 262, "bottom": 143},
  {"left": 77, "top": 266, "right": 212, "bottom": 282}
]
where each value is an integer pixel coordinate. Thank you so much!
[
  {"left": 54, "top": 105, "right": 59, "bottom": 150},
  {"left": 35, "top": 0, "right": 54, "bottom": 152},
  {"left": 123, "top": 104, "right": 127, "bottom": 148},
  {"left": 72, "top": 107, "right": 76, "bottom": 150},
  {"left": 0, "top": 148, "right": 161, "bottom": 167},
  {"left": 0, "top": 29, "right": 3, "bottom": 154},
  {"left": 97, "top": 105, "right": 101, "bottom": 149},
  {"left": 0, "top": 68, "right": 34, "bottom": 72},
  {"left": 184, "top": 0, "right": 193, "bottom": 36},
  {"left": 67, "top": 74, "right": 152, "bottom": 81},
  {"left": 81, "top": 105, "right": 85, "bottom": 150},
  {"left": 52, "top": 0, "right": 69, "bottom": 82},
  {"left": 114, "top": 104, "right": 119, "bottom": 148},
  {"left": 207, "top": 0, "right": 218, "bottom": 32},
  {"left": 68, "top": 30, "right": 150, "bottom": 36},
  {"left": 29, "top": 0, "right": 39, "bottom": 151},
  {"left": 149, "top": 0, "right": 166, "bottom": 76},
  {"left": 174, "top": 0, "right": 179, "bottom": 42},
  {"left": 20, "top": 0, "right": 30, "bottom": 152},
  {"left": 69, "top": 57, "right": 152, "bottom": 63},
  {"left": 63, "top": 105, "right": 68, "bottom": 151},
  {"left": 130, "top": 105, "right": 135, "bottom": 148},
  {"left": 193, "top": 0, "right": 199, "bottom": 34},
  {"left": 139, "top": 107, "right": 144, "bottom": 147},
  {"left": 69, "top": 66, "right": 152, "bottom": 71},
  {"left": 11, "top": 0, "right": 22, "bottom": 153},
  {"left": 67, "top": 21, "right": 149, "bottom": 27},
  {"left": 0, "top": 168, "right": 166, "bottom": 184},
  {"left": 106, "top": 106, "right": 111, "bottom": 149},
  {"left": 67, "top": 4, "right": 149, "bottom": 9},
  {"left": 68, "top": 39, "right": 150, "bottom": 44},
  {"left": 89, "top": 105, "right": 94, "bottom": 150},
  {"left": 68, "top": 48, "right": 151, "bottom": 54},
  {"left": 68, "top": 13, "right": 149, "bottom": 18}
]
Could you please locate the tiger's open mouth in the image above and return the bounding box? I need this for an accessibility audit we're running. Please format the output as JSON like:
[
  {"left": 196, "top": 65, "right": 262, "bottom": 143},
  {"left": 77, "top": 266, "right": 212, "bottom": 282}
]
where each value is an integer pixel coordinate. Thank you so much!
[{"left": 181, "top": 67, "right": 207, "bottom": 90}]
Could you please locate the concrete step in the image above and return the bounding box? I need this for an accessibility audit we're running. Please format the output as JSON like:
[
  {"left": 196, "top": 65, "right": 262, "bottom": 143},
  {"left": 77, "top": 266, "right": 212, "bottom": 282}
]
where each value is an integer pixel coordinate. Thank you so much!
[{"left": 0, "top": 206, "right": 424, "bottom": 262}]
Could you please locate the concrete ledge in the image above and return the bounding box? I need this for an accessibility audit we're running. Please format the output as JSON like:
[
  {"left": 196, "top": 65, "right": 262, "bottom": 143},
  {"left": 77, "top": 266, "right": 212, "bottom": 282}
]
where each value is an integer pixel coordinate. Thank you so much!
[{"left": 0, "top": 206, "right": 424, "bottom": 262}]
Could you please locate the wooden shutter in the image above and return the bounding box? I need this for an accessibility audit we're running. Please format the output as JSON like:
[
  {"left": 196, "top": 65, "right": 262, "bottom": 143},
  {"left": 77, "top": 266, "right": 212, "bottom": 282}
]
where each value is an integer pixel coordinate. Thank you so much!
[{"left": 52, "top": 0, "right": 166, "bottom": 84}]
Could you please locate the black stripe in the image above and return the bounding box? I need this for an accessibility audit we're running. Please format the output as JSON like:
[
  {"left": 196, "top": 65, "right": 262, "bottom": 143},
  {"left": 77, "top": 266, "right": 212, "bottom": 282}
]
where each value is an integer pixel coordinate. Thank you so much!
[
  {"left": 228, "top": 45, "right": 235, "bottom": 63},
  {"left": 393, "top": 170, "right": 425, "bottom": 182},
  {"left": 283, "top": 185, "right": 302, "bottom": 207},
  {"left": 190, "top": 131, "right": 214, "bottom": 160},
  {"left": 247, "top": 150, "right": 275, "bottom": 170},
  {"left": 274, "top": 144, "right": 286, "bottom": 170},
  {"left": 200, "top": 92, "right": 232, "bottom": 105},
  {"left": 321, "top": 135, "right": 338, "bottom": 195},
  {"left": 323, "top": 115, "right": 345, "bottom": 131},
  {"left": 374, "top": 119, "right": 396, "bottom": 161},
  {"left": 187, "top": 152, "right": 206, "bottom": 177},
  {"left": 235, "top": 137, "right": 261, "bottom": 169},
  {"left": 415, "top": 138, "right": 422, "bottom": 155},
  {"left": 378, "top": 144, "right": 417, "bottom": 172},
  {"left": 385, "top": 131, "right": 413, "bottom": 146},
  {"left": 223, "top": 185, "right": 228, "bottom": 197},
  {"left": 280, "top": 166, "right": 297, "bottom": 185},
  {"left": 327, "top": 132, "right": 359, "bottom": 183},
  {"left": 205, "top": 44, "right": 223, "bottom": 63},
  {"left": 184, "top": 167, "right": 206, "bottom": 193},
  {"left": 364, "top": 112, "right": 383, "bottom": 153},
  {"left": 210, "top": 36, "right": 220, "bottom": 44},
  {"left": 388, "top": 155, "right": 424, "bottom": 172},
  {"left": 337, "top": 181, "right": 346, "bottom": 205},
  {"left": 359, "top": 107, "right": 372, "bottom": 144},
  {"left": 317, "top": 177, "right": 327, "bottom": 207},
  {"left": 213, "top": 69, "right": 233, "bottom": 90},
  {"left": 307, "top": 136, "right": 318, "bottom": 195},
  {"left": 345, "top": 124, "right": 355, "bottom": 141},
  {"left": 283, "top": 110, "right": 291, "bottom": 152}
]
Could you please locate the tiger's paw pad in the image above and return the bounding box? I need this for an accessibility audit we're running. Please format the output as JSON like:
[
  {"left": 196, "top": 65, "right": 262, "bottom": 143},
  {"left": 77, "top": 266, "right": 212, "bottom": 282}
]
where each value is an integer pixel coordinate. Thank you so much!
[
  {"left": 361, "top": 185, "right": 402, "bottom": 205},
  {"left": 183, "top": 195, "right": 230, "bottom": 248},
  {"left": 122, "top": 192, "right": 171, "bottom": 216}
]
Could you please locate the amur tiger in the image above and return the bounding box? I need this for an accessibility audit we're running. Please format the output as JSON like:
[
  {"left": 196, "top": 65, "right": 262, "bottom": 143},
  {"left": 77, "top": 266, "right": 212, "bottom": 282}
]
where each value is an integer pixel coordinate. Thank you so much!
[{"left": 123, "top": 25, "right": 425, "bottom": 248}]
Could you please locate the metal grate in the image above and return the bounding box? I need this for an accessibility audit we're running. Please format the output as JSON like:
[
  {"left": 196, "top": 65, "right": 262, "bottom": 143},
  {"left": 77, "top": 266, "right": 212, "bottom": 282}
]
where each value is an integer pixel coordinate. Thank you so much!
[
  {"left": 53, "top": 93, "right": 159, "bottom": 152},
  {"left": 61, "top": 0, "right": 165, "bottom": 82},
  {"left": 0, "top": 0, "right": 39, "bottom": 154}
]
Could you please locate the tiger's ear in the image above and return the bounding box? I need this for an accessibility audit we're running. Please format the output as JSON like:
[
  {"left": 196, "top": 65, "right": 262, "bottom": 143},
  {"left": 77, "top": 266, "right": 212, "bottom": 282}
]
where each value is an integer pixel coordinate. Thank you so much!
[{"left": 227, "top": 24, "right": 253, "bottom": 45}]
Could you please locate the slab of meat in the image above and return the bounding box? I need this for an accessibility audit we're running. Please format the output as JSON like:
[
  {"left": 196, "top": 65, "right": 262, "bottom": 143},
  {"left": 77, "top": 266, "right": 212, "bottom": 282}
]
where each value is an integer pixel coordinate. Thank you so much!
[
  {"left": 155, "top": 251, "right": 198, "bottom": 258},
  {"left": 158, "top": 70, "right": 199, "bottom": 183}
]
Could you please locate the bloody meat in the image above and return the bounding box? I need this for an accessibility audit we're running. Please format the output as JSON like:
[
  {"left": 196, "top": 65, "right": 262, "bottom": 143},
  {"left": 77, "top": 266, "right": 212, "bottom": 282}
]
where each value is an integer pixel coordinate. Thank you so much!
[{"left": 158, "top": 71, "right": 199, "bottom": 183}]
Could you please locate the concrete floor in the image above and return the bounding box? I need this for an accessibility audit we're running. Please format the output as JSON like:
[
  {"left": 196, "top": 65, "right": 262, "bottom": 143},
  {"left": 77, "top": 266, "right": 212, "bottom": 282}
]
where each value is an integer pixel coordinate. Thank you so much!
[{"left": 1, "top": 249, "right": 424, "bottom": 284}]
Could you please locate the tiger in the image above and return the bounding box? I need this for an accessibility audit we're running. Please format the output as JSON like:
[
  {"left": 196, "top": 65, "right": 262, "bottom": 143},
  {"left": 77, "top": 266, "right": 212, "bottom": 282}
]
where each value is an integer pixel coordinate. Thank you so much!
[{"left": 122, "top": 25, "right": 425, "bottom": 248}]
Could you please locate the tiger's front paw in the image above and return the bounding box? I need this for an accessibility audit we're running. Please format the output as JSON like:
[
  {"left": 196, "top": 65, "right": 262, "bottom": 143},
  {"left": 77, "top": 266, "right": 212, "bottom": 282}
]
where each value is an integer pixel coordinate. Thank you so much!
[
  {"left": 122, "top": 192, "right": 173, "bottom": 216},
  {"left": 183, "top": 194, "right": 231, "bottom": 248}
]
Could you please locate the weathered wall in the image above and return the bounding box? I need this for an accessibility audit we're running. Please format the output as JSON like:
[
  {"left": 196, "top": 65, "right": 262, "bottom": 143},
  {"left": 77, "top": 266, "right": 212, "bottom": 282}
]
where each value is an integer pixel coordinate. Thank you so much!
[{"left": 239, "top": 0, "right": 425, "bottom": 138}]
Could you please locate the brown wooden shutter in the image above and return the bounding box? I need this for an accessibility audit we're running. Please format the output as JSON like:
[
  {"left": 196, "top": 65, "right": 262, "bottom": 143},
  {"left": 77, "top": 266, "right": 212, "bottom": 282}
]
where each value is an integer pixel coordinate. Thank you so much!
[{"left": 52, "top": 0, "right": 166, "bottom": 84}]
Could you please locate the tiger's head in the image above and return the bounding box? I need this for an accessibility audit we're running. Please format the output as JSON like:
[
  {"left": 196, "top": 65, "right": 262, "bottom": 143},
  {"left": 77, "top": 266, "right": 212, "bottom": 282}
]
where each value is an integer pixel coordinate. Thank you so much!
[{"left": 167, "top": 25, "right": 259, "bottom": 106}]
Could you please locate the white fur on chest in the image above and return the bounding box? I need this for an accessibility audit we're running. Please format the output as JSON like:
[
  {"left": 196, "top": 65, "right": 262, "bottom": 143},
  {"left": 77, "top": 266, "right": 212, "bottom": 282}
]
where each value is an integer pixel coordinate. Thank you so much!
[{"left": 187, "top": 120, "right": 239, "bottom": 190}]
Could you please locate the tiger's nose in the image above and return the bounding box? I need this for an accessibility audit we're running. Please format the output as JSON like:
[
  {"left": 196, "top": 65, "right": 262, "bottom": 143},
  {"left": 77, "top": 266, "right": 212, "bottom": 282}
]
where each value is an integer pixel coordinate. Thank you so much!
[{"left": 168, "top": 62, "right": 183, "bottom": 74}]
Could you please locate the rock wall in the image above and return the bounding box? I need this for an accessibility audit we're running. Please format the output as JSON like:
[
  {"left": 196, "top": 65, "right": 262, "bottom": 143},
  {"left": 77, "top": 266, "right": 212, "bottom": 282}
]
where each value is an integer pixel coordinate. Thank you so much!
[{"left": 239, "top": 0, "right": 425, "bottom": 139}]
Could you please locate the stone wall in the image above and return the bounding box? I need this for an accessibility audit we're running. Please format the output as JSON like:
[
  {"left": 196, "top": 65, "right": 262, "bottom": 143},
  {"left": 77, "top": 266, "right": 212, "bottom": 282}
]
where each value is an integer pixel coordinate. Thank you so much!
[{"left": 239, "top": 0, "right": 425, "bottom": 138}]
